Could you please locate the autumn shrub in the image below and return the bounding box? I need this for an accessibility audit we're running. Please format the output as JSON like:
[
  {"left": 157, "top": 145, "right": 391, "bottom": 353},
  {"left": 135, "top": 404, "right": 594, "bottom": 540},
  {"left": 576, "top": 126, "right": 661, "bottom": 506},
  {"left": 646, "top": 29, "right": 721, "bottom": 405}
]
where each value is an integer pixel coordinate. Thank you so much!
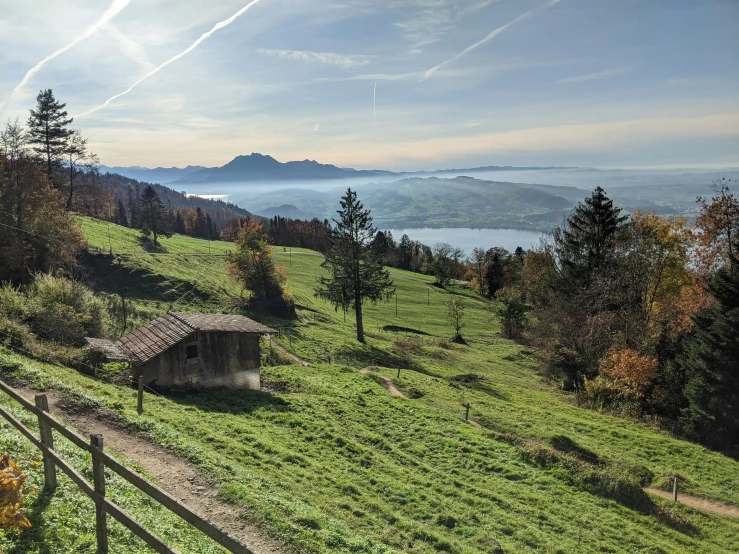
[
  {"left": 0, "top": 454, "right": 34, "bottom": 534},
  {"left": 584, "top": 348, "right": 659, "bottom": 415},
  {"left": 600, "top": 348, "right": 658, "bottom": 399},
  {"left": 27, "top": 274, "right": 107, "bottom": 345}
]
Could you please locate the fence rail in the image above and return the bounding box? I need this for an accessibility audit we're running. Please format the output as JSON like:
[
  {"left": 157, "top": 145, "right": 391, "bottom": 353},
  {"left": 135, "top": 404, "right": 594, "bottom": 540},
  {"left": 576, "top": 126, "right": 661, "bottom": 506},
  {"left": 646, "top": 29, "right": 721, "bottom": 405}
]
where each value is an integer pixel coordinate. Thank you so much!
[{"left": 0, "top": 378, "right": 255, "bottom": 554}]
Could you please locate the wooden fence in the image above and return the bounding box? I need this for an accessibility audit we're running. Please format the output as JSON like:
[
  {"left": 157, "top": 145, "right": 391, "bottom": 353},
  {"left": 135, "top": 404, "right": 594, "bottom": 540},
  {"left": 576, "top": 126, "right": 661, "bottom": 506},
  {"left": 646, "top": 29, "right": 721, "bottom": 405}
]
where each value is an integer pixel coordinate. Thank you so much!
[{"left": 0, "top": 378, "right": 255, "bottom": 554}]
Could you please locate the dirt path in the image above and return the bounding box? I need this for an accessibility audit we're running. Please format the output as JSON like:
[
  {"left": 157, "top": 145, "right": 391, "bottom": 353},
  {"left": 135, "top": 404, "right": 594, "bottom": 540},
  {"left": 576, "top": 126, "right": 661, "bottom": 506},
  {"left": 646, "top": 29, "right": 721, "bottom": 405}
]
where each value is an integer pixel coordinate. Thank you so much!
[
  {"left": 17, "top": 388, "right": 287, "bottom": 554},
  {"left": 359, "top": 369, "right": 407, "bottom": 398},
  {"left": 267, "top": 336, "right": 311, "bottom": 366},
  {"left": 644, "top": 487, "right": 739, "bottom": 518}
]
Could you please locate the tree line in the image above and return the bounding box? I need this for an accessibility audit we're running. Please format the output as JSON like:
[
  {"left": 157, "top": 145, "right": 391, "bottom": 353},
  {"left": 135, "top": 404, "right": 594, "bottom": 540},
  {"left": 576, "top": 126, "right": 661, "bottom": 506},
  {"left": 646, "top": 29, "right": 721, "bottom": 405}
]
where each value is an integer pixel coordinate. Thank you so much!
[{"left": 515, "top": 183, "right": 738, "bottom": 453}]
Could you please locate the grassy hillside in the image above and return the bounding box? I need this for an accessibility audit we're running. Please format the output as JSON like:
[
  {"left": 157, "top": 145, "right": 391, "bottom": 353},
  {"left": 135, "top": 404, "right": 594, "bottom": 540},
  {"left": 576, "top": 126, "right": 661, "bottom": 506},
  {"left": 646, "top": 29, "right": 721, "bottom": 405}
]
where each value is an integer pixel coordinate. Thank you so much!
[{"left": 0, "top": 216, "right": 737, "bottom": 553}]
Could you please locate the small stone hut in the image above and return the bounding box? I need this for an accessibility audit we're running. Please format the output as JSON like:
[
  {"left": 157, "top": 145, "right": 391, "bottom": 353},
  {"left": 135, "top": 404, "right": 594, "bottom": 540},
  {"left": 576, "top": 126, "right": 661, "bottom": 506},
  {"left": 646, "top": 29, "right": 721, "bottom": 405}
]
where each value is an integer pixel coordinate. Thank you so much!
[{"left": 88, "top": 312, "right": 275, "bottom": 391}]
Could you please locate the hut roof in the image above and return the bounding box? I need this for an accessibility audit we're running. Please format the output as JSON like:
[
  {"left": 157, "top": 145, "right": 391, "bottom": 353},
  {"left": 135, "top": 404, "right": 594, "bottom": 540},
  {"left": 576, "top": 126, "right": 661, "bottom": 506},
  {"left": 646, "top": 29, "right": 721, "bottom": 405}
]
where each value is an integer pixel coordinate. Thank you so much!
[
  {"left": 117, "top": 312, "right": 275, "bottom": 365},
  {"left": 168, "top": 312, "right": 276, "bottom": 334},
  {"left": 84, "top": 338, "right": 129, "bottom": 361}
]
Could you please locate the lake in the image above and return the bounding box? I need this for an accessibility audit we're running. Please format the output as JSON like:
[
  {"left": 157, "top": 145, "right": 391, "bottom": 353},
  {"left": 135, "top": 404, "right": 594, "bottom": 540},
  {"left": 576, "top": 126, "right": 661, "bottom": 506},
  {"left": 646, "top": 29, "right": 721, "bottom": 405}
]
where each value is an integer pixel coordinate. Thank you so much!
[{"left": 384, "top": 228, "right": 544, "bottom": 255}]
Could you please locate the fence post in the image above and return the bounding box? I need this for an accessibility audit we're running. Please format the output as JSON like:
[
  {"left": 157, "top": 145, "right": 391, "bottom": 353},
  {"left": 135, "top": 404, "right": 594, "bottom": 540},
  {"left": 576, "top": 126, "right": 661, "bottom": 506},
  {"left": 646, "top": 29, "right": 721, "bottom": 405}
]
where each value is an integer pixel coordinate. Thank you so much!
[
  {"left": 34, "top": 394, "right": 56, "bottom": 490},
  {"left": 673, "top": 476, "right": 679, "bottom": 502},
  {"left": 137, "top": 376, "right": 144, "bottom": 416},
  {"left": 397, "top": 367, "right": 401, "bottom": 379},
  {"left": 465, "top": 403, "right": 470, "bottom": 421},
  {"left": 91, "top": 434, "right": 108, "bottom": 553}
]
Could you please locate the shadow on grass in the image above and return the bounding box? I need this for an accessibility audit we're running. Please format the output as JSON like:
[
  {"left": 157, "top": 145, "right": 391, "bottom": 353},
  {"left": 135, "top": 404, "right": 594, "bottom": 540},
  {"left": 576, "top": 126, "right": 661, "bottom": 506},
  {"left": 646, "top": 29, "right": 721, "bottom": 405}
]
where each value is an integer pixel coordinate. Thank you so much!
[
  {"left": 335, "top": 343, "right": 437, "bottom": 377},
  {"left": 137, "top": 235, "right": 168, "bottom": 253},
  {"left": 84, "top": 252, "right": 214, "bottom": 306},
  {"left": 294, "top": 304, "right": 321, "bottom": 314},
  {"left": 382, "top": 325, "right": 431, "bottom": 336},
  {"left": 461, "top": 379, "right": 510, "bottom": 401},
  {"left": 170, "top": 388, "right": 291, "bottom": 414},
  {"left": 549, "top": 435, "right": 600, "bottom": 465},
  {"left": 7, "top": 487, "right": 55, "bottom": 554}
]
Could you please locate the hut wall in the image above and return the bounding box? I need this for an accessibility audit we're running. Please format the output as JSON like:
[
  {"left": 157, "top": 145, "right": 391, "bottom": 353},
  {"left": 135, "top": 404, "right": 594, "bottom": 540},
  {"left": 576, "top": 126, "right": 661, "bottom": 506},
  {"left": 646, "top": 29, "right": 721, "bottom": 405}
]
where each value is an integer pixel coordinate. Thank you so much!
[{"left": 134, "top": 331, "right": 261, "bottom": 390}]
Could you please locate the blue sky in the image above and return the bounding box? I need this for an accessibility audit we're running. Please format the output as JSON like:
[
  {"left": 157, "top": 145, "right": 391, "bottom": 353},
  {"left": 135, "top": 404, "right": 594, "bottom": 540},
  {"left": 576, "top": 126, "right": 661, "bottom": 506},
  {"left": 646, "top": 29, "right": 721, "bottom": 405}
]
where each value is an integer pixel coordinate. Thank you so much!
[{"left": 1, "top": 0, "right": 737, "bottom": 169}]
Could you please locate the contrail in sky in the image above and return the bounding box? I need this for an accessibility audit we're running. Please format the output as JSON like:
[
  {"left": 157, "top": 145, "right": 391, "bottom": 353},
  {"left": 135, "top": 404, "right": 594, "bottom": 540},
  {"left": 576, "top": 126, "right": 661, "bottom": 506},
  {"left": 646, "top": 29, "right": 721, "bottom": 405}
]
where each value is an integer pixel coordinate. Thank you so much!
[
  {"left": 373, "top": 82, "right": 377, "bottom": 124},
  {"left": 423, "top": 0, "right": 562, "bottom": 80},
  {"left": 76, "top": 0, "right": 264, "bottom": 118},
  {"left": 3, "top": 0, "right": 130, "bottom": 112}
]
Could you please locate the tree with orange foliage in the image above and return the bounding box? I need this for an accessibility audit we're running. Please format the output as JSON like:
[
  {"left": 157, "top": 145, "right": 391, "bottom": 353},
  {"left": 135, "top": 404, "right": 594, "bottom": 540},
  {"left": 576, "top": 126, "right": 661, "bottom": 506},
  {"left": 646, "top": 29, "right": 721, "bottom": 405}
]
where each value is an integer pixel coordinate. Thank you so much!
[
  {"left": 618, "top": 211, "right": 694, "bottom": 340},
  {"left": 600, "top": 348, "right": 659, "bottom": 399},
  {"left": 227, "top": 220, "right": 285, "bottom": 300},
  {"left": 694, "top": 178, "right": 739, "bottom": 276},
  {"left": 219, "top": 217, "right": 243, "bottom": 242}
]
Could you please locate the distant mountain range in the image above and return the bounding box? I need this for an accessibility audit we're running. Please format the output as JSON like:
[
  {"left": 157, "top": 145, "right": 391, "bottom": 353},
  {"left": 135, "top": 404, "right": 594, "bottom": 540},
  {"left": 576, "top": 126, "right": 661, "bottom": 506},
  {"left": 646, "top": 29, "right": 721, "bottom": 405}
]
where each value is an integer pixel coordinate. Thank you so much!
[
  {"left": 98, "top": 164, "right": 209, "bottom": 185},
  {"left": 101, "top": 153, "right": 568, "bottom": 185}
]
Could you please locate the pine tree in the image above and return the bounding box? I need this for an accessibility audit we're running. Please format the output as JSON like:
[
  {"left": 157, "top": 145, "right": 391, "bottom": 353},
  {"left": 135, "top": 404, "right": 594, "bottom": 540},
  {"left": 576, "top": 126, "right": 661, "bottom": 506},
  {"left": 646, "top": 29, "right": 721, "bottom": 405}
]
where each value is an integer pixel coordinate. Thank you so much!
[
  {"left": 678, "top": 249, "right": 739, "bottom": 451},
  {"left": 114, "top": 200, "right": 128, "bottom": 227},
  {"left": 26, "top": 89, "right": 74, "bottom": 177},
  {"left": 173, "top": 209, "right": 186, "bottom": 234},
  {"left": 194, "top": 207, "right": 208, "bottom": 238},
  {"left": 316, "top": 188, "right": 394, "bottom": 343},
  {"left": 556, "top": 186, "right": 627, "bottom": 287},
  {"left": 484, "top": 247, "right": 509, "bottom": 297},
  {"left": 126, "top": 185, "right": 141, "bottom": 228},
  {"left": 138, "top": 185, "right": 171, "bottom": 244}
]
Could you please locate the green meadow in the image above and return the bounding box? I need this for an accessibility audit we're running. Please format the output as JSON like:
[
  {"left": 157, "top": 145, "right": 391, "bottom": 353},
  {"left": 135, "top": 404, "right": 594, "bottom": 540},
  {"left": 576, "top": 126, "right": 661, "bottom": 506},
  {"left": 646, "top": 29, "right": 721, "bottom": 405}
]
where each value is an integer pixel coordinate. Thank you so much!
[{"left": 0, "top": 216, "right": 737, "bottom": 553}]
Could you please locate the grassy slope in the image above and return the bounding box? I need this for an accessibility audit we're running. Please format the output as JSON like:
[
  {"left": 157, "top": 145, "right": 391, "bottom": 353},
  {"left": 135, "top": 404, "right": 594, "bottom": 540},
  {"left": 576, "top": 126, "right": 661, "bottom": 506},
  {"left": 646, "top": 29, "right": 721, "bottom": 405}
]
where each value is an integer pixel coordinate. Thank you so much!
[{"left": 0, "top": 216, "right": 736, "bottom": 553}]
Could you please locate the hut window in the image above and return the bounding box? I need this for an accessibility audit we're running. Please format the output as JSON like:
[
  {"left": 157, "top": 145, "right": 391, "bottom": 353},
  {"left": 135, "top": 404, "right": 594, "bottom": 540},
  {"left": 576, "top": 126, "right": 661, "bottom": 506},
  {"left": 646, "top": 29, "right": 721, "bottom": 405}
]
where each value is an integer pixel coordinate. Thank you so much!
[{"left": 186, "top": 344, "right": 199, "bottom": 359}]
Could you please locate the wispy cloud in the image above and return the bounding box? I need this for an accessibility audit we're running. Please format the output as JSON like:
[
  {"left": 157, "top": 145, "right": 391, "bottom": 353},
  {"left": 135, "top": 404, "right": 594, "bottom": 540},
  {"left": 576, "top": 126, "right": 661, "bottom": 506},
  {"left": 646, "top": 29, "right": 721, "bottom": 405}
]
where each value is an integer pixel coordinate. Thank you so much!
[
  {"left": 75, "top": 0, "right": 265, "bottom": 119},
  {"left": 258, "top": 48, "right": 373, "bottom": 68},
  {"left": 3, "top": 0, "right": 130, "bottom": 111},
  {"left": 107, "top": 24, "right": 153, "bottom": 71},
  {"left": 392, "top": 0, "right": 499, "bottom": 53},
  {"left": 317, "top": 67, "right": 477, "bottom": 83},
  {"left": 423, "top": 0, "right": 563, "bottom": 80},
  {"left": 557, "top": 66, "right": 632, "bottom": 84}
]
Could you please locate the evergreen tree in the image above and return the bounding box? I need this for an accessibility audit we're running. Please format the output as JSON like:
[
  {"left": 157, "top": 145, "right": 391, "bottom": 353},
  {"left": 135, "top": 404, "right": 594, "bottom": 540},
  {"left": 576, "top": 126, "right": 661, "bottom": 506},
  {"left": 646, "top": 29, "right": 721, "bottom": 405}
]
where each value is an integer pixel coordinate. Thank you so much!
[
  {"left": 26, "top": 89, "right": 74, "bottom": 177},
  {"left": 556, "top": 186, "right": 627, "bottom": 287},
  {"left": 126, "top": 185, "right": 141, "bottom": 228},
  {"left": 484, "top": 247, "right": 509, "bottom": 297},
  {"left": 114, "top": 200, "right": 128, "bottom": 227},
  {"left": 399, "top": 234, "right": 413, "bottom": 270},
  {"left": 678, "top": 249, "right": 739, "bottom": 451},
  {"left": 138, "top": 185, "right": 171, "bottom": 244},
  {"left": 194, "top": 207, "right": 208, "bottom": 238},
  {"left": 316, "top": 188, "right": 395, "bottom": 343},
  {"left": 173, "top": 209, "right": 186, "bottom": 234}
]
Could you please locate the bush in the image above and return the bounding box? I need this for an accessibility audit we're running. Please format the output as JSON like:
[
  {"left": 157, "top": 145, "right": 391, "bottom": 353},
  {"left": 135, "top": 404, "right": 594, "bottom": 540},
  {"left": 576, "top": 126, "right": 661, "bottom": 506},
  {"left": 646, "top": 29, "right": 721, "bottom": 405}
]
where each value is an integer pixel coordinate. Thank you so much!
[
  {"left": 0, "top": 315, "right": 34, "bottom": 350},
  {"left": 28, "top": 274, "right": 107, "bottom": 345},
  {"left": 0, "top": 454, "right": 34, "bottom": 533},
  {"left": 0, "top": 284, "right": 28, "bottom": 321}
]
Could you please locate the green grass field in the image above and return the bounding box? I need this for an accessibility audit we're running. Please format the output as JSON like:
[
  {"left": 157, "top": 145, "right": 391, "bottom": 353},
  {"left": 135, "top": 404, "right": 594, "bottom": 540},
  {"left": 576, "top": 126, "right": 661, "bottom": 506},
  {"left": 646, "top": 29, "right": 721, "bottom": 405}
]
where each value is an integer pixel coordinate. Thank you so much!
[{"left": 0, "top": 216, "right": 737, "bottom": 553}]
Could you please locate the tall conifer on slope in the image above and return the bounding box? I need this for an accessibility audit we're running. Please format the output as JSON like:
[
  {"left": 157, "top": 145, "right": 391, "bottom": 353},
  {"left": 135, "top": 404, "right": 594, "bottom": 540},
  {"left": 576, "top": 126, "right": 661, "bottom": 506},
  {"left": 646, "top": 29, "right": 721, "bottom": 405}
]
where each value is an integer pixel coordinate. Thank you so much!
[
  {"left": 678, "top": 247, "right": 739, "bottom": 451},
  {"left": 138, "top": 185, "right": 171, "bottom": 244},
  {"left": 556, "top": 186, "right": 627, "bottom": 288},
  {"left": 26, "top": 89, "right": 73, "bottom": 178},
  {"left": 316, "top": 188, "right": 394, "bottom": 343}
]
